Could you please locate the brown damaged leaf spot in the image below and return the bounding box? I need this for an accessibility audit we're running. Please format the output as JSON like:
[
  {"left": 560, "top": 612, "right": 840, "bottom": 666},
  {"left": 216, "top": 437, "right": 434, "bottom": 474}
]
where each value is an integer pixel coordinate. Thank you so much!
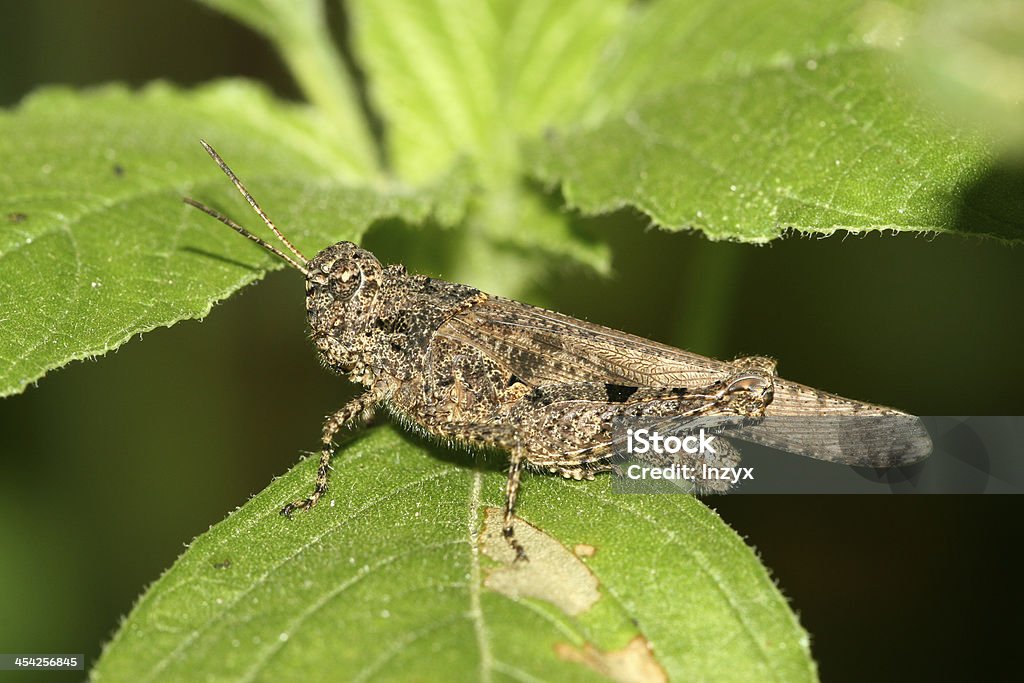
[
  {"left": 480, "top": 507, "right": 600, "bottom": 616},
  {"left": 555, "top": 635, "right": 668, "bottom": 683}
]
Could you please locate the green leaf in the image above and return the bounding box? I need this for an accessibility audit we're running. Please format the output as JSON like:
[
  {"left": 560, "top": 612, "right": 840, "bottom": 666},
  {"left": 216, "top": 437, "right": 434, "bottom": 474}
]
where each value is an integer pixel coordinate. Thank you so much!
[
  {"left": 577, "top": 0, "right": 912, "bottom": 122},
  {"left": 904, "top": 0, "right": 1024, "bottom": 153},
  {"left": 196, "top": 0, "right": 379, "bottom": 174},
  {"left": 526, "top": 0, "right": 1013, "bottom": 242},
  {"left": 349, "top": 0, "right": 629, "bottom": 184},
  {"left": 530, "top": 51, "right": 996, "bottom": 241},
  {"left": 346, "top": 0, "right": 622, "bottom": 287},
  {"left": 92, "top": 427, "right": 815, "bottom": 682},
  {"left": 0, "top": 82, "right": 468, "bottom": 398}
]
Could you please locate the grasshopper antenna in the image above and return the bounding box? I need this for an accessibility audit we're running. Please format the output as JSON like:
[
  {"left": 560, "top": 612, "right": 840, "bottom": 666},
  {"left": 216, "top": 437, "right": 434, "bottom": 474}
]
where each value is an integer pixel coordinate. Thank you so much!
[{"left": 184, "top": 140, "right": 309, "bottom": 275}]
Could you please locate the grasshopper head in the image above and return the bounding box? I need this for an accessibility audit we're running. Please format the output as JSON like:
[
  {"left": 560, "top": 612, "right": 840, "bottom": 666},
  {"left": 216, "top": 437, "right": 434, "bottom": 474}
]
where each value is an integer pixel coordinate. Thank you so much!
[
  {"left": 185, "top": 143, "right": 385, "bottom": 378},
  {"left": 305, "top": 241, "right": 384, "bottom": 374}
]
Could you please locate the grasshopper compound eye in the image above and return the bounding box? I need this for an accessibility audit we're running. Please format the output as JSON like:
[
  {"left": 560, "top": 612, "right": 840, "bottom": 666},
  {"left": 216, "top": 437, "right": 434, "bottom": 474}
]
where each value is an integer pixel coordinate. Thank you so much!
[
  {"left": 725, "top": 374, "right": 772, "bottom": 397},
  {"left": 305, "top": 242, "right": 382, "bottom": 305}
]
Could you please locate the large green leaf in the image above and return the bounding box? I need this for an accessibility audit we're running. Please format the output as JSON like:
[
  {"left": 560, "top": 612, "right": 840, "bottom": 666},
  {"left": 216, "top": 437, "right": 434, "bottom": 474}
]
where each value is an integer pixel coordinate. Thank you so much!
[
  {"left": 529, "top": 51, "right": 996, "bottom": 241},
  {"left": 195, "top": 0, "right": 379, "bottom": 175},
  {"left": 349, "top": 0, "right": 629, "bottom": 183},
  {"left": 92, "top": 427, "right": 815, "bottom": 682},
  {"left": 527, "top": 0, "right": 1006, "bottom": 242},
  {"left": 0, "top": 82, "right": 466, "bottom": 398},
  {"left": 577, "top": 0, "right": 919, "bottom": 121}
]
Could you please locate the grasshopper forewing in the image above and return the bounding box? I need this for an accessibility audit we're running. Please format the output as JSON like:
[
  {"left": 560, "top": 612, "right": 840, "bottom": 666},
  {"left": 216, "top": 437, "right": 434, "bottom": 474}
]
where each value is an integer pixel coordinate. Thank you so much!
[{"left": 438, "top": 296, "right": 932, "bottom": 464}]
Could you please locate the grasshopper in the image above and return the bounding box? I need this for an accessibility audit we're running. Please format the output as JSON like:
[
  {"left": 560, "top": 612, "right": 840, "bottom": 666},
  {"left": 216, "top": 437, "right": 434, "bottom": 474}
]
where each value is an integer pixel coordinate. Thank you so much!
[{"left": 186, "top": 142, "right": 931, "bottom": 561}]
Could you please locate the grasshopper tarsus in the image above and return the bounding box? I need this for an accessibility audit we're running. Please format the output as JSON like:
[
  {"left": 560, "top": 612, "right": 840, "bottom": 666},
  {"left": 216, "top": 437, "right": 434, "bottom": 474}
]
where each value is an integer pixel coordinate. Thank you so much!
[
  {"left": 503, "top": 525, "right": 529, "bottom": 563},
  {"left": 277, "top": 401, "right": 365, "bottom": 519},
  {"left": 279, "top": 499, "right": 310, "bottom": 518},
  {"left": 280, "top": 451, "right": 332, "bottom": 518}
]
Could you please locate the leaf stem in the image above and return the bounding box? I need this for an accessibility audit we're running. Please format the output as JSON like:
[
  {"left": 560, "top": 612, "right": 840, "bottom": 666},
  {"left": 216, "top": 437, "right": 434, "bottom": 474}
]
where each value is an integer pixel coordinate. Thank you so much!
[
  {"left": 199, "top": 0, "right": 380, "bottom": 177},
  {"left": 277, "top": 20, "right": 380, "bottom": 176}
]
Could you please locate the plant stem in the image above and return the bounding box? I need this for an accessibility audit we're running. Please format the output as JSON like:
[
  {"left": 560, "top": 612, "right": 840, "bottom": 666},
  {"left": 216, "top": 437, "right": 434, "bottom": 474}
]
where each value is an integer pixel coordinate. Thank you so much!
[{"left": 278, "top": 19, "right": 380, "bottom": 177}]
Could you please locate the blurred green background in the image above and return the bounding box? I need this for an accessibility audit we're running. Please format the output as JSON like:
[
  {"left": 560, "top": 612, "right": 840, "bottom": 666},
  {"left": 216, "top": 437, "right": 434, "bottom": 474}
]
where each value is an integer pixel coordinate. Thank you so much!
[{"left": 1, "top": 1, "right": 1022, "bottom": 681}]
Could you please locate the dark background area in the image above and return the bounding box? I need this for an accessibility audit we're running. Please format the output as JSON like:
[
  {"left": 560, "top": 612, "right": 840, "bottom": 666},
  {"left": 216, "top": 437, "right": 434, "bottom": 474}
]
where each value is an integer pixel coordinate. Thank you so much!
[{"left": 1, "top": 1, "right": 1022, "bottom": 681}]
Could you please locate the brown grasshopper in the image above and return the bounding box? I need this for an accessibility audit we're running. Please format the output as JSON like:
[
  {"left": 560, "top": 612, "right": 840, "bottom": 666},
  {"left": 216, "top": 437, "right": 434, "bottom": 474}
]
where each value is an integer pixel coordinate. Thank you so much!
[{"left": 186, "top": 141, "right": 931, "bottom": 561}]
